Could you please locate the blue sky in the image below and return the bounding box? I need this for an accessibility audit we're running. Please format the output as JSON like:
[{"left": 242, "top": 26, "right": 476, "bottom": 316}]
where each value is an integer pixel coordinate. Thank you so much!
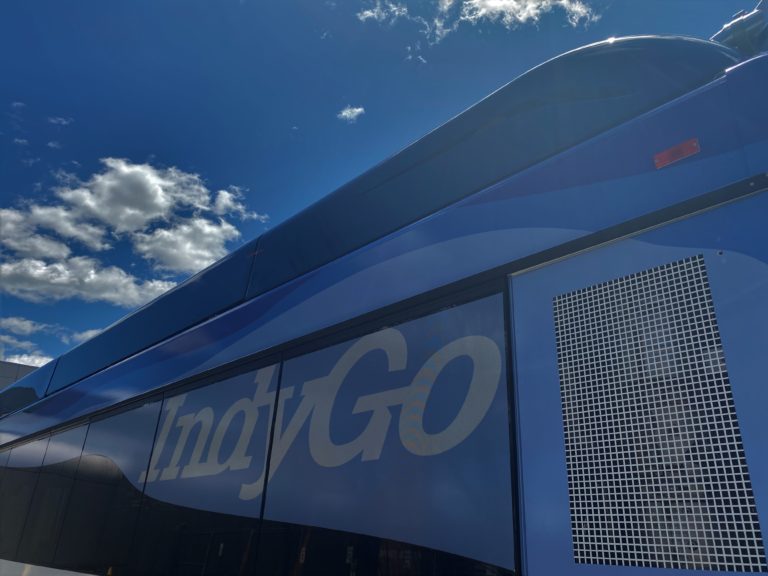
[{"left": 0, "top": 0, "right": 750, "bottom": 366}]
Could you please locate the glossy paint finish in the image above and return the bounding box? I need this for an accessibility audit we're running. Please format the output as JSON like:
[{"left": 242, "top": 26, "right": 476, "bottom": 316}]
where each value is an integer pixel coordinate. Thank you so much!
[
  {"left": 510, "top": 190, "right": 768, "bottom": 576},
  {"left": 0, "top": 359, "right": 57, "bottom": 418},
  {"left": 2, "top": 51, "right": 767, "bottom": 446},
  {"left": 0, "top": 294, "right": 516, "bottom": 574},
  {"left": 724, "top": 55, "right": 768, "bottom": 176},
  {"left": 0, "top": 37, "right": 747, "bottom": 417},
  {"left": 248, "top": 37, "right": 740, "bottom": 298},
  {"left": 47, "top": 238, "right": 260, "bottom": 395},
  {"left": 0, "top": 37, "right": 766, "bottom": 576}
]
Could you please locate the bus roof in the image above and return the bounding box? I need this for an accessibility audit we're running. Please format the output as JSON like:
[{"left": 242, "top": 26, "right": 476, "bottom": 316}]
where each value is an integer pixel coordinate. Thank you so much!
[
  {"left": 1, "top": 35, "right": 742, "bottom": 409},
  {"left": 248, "top": 35, "right": 739, "bottom": 297}
]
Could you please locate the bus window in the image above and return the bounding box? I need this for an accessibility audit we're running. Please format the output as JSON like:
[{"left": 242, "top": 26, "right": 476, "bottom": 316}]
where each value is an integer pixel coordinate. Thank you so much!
[
  {"left": 54, "top": 399, "right": 161, "bottom": 574},
  {"left": 0, "top": 436, "right": 50, "bottom": 560},
  {"left": 129, "top": 365, "right": 278, "bottom": 576},
  {"left": 259, "top": 294, "right": 515, "bottom": 573},
  {"left": 17, "top": 425, "right": 88, "bottom": 566}
]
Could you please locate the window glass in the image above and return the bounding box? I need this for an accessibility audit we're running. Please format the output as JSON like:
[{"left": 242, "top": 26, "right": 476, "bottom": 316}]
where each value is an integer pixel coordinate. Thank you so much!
[
  {"left": 260, "top": 294, "right": 515, "bottom": 571},
  {"left": 130, "top": 364, "right": 278, "bottom": 575},
  {"left": 258, "top": 521, "right": 513, "bottom": 576},
  {"left": 0, "top": 359, "right": 56, "bottom": 417},
  {"left": 17, "top": 425, "right": 88, "bottom": 566},
  {"left": 54, "top": 399, "right": 160, "bottom": 574},
  {"left": 0, "top": 449, "right": 9, "bottom": 489},
  {"left": 0, "top": 436, "right": 50, "bottom": 559}
]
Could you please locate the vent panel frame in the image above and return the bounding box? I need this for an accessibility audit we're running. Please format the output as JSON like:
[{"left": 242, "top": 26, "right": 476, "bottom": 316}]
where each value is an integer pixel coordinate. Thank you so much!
[{"left": 554, "top": 254, "right": 767, "bottom": 572}]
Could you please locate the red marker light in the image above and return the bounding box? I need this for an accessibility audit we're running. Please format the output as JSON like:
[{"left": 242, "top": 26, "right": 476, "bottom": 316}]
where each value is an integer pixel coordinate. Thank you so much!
[{"left": 654, "top": 138, "right": 701, "bottom": 169}]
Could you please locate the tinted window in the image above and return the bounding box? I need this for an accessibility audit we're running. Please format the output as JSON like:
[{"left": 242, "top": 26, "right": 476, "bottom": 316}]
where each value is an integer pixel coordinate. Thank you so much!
[
  {"left": 258, "top": 521, "right": 513, "bottom": 576},
  {"left": 0, "top": 448, "right": 11, "bottom": 547},
  {"left": 0, "top": 449, "right": 9, "bottom": 490},
  {"left": 0, "top": 436, "right": 50, "bottom": 559},
  {"left": 131, "top": 365, "right": 278, "bottom": 575},
  {"left": 55, "top": 399, "right": 160, "bottom": 573},
  {"left": 17, "top": 425, "right": 88, "bottom": 566},
  {"left": 0, "top": 359, "right": 56, "bottom": 417},
  {"left": 260, "top": 294, "right": 515, "bottom": 571}
]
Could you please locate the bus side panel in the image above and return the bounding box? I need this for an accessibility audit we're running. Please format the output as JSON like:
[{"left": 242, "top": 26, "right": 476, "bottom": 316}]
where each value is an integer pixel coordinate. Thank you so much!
[
  {"left": 510, "top": 191, "right": 768, "bottom": 575},
  {"left": 725, "top": 54, "right": 768, "bottom": 178},
  {"left": 0, "top": 67, "right": 756, "bottom": 449}
]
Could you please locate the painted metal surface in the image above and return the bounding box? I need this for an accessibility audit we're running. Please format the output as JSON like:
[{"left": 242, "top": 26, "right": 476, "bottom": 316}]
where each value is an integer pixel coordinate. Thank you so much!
[
  {"left": 0, "top": 296, "right": 515, "bottom": 570},
  {"left": 47, "top": 238, "right": 259, "bottom": 395},
  {"left": 0, "top": 37, "right": 746, "bottom": 411},
  {"left": 247, "top": 36, "right": 740, "bottom": 298},
  {"left": 2, "top": 52, "right": 765, "bottom": 446},
  {"left": 0, "top": 359, "right": 57, "bottom": 418},
  {"left": 510, "top": 190, "right": 768, "bottom": 575}
]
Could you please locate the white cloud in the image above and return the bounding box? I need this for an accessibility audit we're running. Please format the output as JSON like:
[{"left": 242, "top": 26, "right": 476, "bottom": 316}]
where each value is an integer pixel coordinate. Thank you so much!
[
  {"left": 3, "top": 353, "right": 52, "bottom": 367},
  {"left": 0, "top": 315, "right": 55, "bottom": 367},
  {"left": 2, "top": 157, "right": 267, "bottom": 308},
  {"left": 357, "top": 0, "right": 596, "bottom": 43},
  {"left": 47, "top": 141, "right": 61, "bottom": 149},
  {"left": 0, "top": 257, "right": 175, "bottom": 307},
  {"left": 28, "top": 205, "right": 109, "bottom": 251},
  {"left": 0, "top": 208, "right": 72, "bottom": 260},
  {"left": 0, "top": 315, "right": 102, "bottom": 347},
  {"left": 13, "top": 138, "right": 28, "bottom": 146},
  {"left": 56, "top": 158, "right": 211, "bottom": 233},
  {"left": 461, "top": 0, "right": 594, "bottom": 27},
  {"left": 48, "top": 116, "right": 73, "bottom": 126},
  {"left": 357, "top": 1, "right": 433, "bottom": 37},
  {"left": 71, "top": 328, "right": 103, "bottom": 343},
  {"left": 357, "top": 1, "right": 409, "bottom": 22},
  {"left": 0, "top": 334, "right": 38, "bottom": 352},
  {"left": 10, "top": 102, "right": 25, "bottom": 109},
  {"left": 406, "top": 45, "right": 428, "bottom": 63},
  {"left": 213, "top": 189, "right": 244, "bottom": 216},
  {"left": 133, "top": 217, "right": 240, "bottom": 274},
  {"left": 337, "top": 105, "right": 366, "bottom": 123},
  {"left": 0, "top": 316, "right": 50, "bottom": 336},
  {"left": 213, "top": 188, "right": 269, "bottom": 222}
]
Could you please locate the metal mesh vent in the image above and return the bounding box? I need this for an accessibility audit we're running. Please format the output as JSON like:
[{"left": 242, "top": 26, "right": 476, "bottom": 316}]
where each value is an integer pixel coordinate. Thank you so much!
[{"left": 554, "top": 255, "right": 766, "bottom": 572}]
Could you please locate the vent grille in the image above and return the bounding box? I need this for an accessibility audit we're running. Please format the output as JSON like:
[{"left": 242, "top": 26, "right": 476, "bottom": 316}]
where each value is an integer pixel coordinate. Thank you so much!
[{"left": 554, "top": 255, "right": 766, "bottom": 572}]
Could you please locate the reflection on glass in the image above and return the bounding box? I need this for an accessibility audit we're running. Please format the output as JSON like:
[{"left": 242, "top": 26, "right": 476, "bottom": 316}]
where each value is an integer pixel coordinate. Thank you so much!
[
  {"left": 264, "top": 294, "right": 515, "bottom": 570},
  {"left": 0, "top": 449, "right": 10, "bottom": 488},
  {"left": 0, "top": 436, "right": 50, "bottom": 559},
  {"left": 17, "top": 426, "right": 88, "bottom": 566},
  {"left": 257, "top": 520, "right": 514, "bottom": 576},
  {"left": 0, "top": 360, "right": 56, "bottom": 418},
  {"left": 131, "top": 365, "right": 277, "bottom": 575},
  {"left": 54, "top": 399, "right": 160, "bottom": 574},
  {"left": 141, "top": 365, "right": 278, "bottom": 515}
]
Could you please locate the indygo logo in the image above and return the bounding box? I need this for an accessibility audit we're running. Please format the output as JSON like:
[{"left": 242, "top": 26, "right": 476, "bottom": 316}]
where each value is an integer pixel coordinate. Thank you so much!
[{"left": 140, "top": 328, "right": 501, "bottom": 500}]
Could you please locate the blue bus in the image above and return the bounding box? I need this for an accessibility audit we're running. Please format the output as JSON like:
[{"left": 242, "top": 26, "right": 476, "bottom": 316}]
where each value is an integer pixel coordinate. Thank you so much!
[{"left": 1, "top": 5, "right": 768, "bottom": 575}]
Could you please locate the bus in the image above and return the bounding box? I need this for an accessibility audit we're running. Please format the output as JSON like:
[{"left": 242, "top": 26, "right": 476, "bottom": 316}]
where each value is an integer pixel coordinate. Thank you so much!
[{"left": 1, "top": 4, "right": 767, "bottom": 575}]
